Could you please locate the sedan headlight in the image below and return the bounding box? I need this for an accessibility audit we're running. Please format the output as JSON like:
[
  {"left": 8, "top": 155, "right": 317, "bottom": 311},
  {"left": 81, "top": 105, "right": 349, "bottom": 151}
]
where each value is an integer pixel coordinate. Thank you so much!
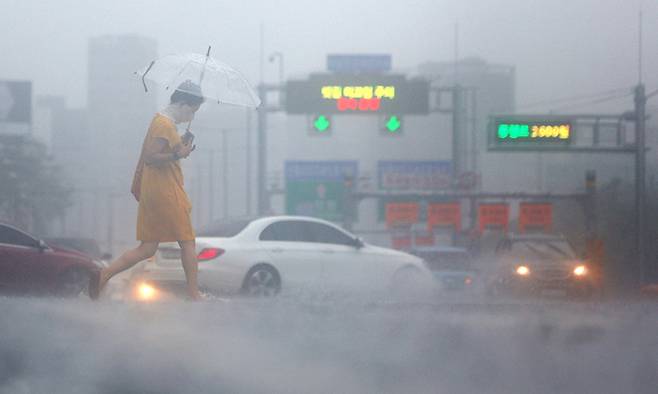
[
  {"left": 515, "top": 265, "right": 530, "bottom": 276},
  {"left": 134, "top": 282, "right": 159, "bottom": 302},
  {"left": 573, "top": 265, "right": 588, "bottom": 276}
]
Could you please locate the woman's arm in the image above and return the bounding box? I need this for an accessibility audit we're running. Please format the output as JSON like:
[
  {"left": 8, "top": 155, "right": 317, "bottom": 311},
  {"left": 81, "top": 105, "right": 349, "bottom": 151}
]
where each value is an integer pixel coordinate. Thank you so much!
[
  {"left": 143, "top": 137, "right": 176, "bottom": 166},
  {"left": 143, "top": 137, "right": 195, "bottom": 166}
]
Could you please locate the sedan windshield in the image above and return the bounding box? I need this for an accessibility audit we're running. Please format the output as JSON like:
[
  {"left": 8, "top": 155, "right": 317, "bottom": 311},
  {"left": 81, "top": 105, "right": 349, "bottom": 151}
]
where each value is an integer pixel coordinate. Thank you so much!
[{"left": 510, "top": 240, "right": 576, "bottom": 260}]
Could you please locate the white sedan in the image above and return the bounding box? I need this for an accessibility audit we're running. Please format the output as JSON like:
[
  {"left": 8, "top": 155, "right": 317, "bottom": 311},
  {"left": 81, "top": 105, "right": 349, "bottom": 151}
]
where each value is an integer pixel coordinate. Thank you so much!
[{"left": 129, "top": 216, "right": 434, "bottom": 299}]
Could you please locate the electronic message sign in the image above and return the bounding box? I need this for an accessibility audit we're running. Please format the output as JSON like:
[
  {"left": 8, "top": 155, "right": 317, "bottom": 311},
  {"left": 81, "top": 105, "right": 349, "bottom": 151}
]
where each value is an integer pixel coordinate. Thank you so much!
[
  {"left": 488, "top": 115, "right": 574, "bottom": 150},
  {"left": 286, "top": 74, "right": 429, "bottom": 115}
]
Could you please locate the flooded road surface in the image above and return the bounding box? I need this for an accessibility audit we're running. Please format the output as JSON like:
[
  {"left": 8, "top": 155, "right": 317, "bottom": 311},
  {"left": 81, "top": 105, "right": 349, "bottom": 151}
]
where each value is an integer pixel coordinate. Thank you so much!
[{"left": 1, "top": 296, "right": 657, "bottom": 394}]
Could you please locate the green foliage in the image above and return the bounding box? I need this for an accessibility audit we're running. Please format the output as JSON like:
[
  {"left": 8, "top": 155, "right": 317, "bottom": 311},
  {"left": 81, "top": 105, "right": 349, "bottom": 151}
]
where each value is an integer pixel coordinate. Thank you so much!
[{"left": 0, "top": 134, "right": 72, "bottom": 233}]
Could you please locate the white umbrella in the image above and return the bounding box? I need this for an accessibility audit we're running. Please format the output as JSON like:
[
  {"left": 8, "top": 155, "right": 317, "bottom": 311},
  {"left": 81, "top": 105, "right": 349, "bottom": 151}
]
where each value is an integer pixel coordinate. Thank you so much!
[{"left": 136, "top": 46, "right": 260, "bottom": 108}]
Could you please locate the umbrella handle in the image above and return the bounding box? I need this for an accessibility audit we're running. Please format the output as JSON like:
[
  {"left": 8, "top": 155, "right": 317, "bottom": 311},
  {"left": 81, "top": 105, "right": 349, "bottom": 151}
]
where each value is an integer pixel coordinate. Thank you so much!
[
  {"left": 180, "top": 121, "right": 195, "bottom": 146},
  {"left": 142, "top": 61, "right": 155, "bottom": 92}
]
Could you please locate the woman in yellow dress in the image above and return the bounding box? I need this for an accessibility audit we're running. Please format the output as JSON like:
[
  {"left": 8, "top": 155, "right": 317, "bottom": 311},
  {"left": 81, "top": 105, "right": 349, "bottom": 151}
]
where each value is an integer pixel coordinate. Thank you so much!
[{"left": 91, "top": 81, "right": 204, "bottom": 300}]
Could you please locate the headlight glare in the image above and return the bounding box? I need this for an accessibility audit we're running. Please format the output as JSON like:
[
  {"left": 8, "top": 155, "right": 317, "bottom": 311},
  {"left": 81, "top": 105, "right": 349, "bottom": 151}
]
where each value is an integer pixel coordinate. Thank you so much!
[
  {"left": 135, "top": 282, "right": 159, "bottom": 301},
  {"left": 573, "top": 265, "right": 588, "bottom": 276},
  {"left": 515, "top": 265, "right": 530, "bottom": 276}
]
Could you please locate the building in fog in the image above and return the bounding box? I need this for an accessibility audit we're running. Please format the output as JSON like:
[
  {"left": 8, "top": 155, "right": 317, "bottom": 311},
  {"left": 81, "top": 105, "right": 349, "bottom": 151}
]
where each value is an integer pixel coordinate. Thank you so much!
[
  {"left": 86, "top": 34, "right": 157, "bottom": 254},
  {"left": 0, "top": 80, "right": 32, "bottom": 135},
  {"left": 271, "top": 57, "right": 517, "bottom": 247},
  {"left": 50, "top": 104, "right": 96, "bottom": 238},
  {"left": 31, "top": 95, "right": 95, "bottom": 237},
  {"left": 88, "top": 34, "right": 157, "bottom": 190},
  {"left": 33, "top": 95, "right": 66, "bottom": 150}
]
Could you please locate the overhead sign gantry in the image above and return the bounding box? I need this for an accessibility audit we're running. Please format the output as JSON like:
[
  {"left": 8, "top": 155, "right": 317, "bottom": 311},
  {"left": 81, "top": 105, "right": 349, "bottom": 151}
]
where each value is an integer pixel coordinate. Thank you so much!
[
  {"left": 487, "top": 114, "right": 636, "bottom": 152},
  {"left": 285, "top": 73, "right": 430, "bottom": 134}
]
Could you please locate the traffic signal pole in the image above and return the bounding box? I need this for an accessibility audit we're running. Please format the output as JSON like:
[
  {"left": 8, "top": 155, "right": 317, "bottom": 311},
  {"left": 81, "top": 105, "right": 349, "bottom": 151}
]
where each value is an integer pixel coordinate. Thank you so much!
[
  {"left": 635, "top": 84, "right": 647, "bottom": 285},
  {"left": 452, "top": 86, "right": 464, "bottom": 179},
  {"left": 633, "top": 83, "right": 658, "bottom": 285},
  {"left": 632, "top": 83, "right": 658, "bottom": 286}
]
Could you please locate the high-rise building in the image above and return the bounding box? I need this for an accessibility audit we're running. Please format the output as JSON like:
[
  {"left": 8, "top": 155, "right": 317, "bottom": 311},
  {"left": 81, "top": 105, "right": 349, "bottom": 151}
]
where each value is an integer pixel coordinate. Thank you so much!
[
  {"left": 87, "top": 34, "right": 157, "bottom": 253},
  {"left": 88, "top": 34, "right": 157, "bottom": 189},
  {"left": 50, "top": 105, "right": 94, "bottom": 238}
]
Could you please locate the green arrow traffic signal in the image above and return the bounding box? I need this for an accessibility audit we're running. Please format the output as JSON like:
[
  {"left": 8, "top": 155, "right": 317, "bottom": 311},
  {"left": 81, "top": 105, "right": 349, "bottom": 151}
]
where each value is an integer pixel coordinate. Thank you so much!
[
  {"left": 313, "top": 115, "right": 330, "bottom": 132},
  {"left": 385, "top": 116, "right": 401, "bottom": 133}
]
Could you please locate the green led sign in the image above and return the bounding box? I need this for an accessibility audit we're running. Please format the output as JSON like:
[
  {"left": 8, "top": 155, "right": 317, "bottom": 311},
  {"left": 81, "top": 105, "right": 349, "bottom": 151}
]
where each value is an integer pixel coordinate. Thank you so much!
[
  {"left": 311, "top": 114, "right": 331, "bottom": 133},
  {"left": 386, "top": 116, "right": 401, "bottom": 133},
  {"left": 286, "top": 74, "right": 430, "bottom": 115},
  {"left": 488, "top": 115, "right": 574, "bottom": 151},
  {"left": 498, "top": 124, "right": 529, "bottom": 139}
]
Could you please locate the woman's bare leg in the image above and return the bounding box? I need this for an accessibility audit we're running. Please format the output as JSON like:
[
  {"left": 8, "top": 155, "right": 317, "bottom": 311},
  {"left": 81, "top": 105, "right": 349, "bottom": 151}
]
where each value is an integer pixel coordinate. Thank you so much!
[
  {"left": 99, "top": 242, "right": 159, "bottom": 291},
  {"left": 179, "top": 240, "right": 201, "bottom": 300}
]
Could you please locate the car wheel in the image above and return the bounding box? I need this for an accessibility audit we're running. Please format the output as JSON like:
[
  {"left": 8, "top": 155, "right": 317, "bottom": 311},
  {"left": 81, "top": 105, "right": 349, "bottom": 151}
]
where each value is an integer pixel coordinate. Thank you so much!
[
  {"left": 242, "top": 265, "right": 281, "bottom": 297},
  {"left": 59, "top": 268, "right": 90, "bottom": 297}
]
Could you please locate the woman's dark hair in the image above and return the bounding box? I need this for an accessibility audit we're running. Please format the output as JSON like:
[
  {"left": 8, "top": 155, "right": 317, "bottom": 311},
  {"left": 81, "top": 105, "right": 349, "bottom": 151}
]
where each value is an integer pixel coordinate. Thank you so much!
[{"left": 170, "top": 80, "right": 204, "bottom": 107}]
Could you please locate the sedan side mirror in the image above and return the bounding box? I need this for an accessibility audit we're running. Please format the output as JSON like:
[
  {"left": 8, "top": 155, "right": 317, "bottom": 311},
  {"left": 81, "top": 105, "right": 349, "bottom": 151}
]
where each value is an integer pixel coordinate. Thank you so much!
[
  {"left": 37, "top": 240, "right": 49, "bottom": 253},
  {"left": 352, "top": 237, "right": 364, "bottom": 249}
]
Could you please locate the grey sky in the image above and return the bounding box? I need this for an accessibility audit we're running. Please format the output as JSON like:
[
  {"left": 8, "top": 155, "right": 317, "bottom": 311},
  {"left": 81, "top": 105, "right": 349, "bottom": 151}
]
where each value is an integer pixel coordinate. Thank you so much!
[{"left": 1, "top": 0, "right": 656, "bottom": 111}]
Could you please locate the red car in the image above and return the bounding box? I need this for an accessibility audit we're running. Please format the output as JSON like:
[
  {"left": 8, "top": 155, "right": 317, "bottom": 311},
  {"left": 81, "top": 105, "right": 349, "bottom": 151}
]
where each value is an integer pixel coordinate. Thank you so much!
[{"left": 0, "top": 223, "right": 102, "bottom": 297}]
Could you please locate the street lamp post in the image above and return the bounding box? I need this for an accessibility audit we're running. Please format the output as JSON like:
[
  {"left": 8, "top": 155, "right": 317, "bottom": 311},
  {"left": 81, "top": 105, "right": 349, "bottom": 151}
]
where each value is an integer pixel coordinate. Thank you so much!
[
  {"left": 257, "top": 84, "right": 268, "bottom": 216},
  {"left": 269, "top": 51, "right": 285, "bottom": 109},
  {"left": 256, "top": 51, "right": 284, "bottom": 216},
  {"left": 268, "top": 51, "right": 284, "bottom": 88}
]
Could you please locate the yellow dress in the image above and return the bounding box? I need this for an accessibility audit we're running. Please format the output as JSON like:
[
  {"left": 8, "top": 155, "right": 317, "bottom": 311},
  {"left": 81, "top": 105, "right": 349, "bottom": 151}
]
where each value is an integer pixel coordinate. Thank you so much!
[{"left": 133, "top": 114, "right": 195, "bottom": 242}]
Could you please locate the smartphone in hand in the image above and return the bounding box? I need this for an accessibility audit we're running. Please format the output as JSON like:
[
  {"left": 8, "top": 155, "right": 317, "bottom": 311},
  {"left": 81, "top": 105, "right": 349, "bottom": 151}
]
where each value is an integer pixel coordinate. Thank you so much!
[{"left": 182, "top": 130, "right": 195, "bottom": 145}]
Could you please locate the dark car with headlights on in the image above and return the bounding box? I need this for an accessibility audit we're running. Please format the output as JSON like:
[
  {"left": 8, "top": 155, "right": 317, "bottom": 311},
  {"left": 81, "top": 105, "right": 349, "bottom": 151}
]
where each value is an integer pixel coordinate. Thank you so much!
[
  {"left": 0, "top": 223, "right": 102, "bottom": 297},
  {"left": 486, "top": 234, "right": 596, "bottom": 298}
]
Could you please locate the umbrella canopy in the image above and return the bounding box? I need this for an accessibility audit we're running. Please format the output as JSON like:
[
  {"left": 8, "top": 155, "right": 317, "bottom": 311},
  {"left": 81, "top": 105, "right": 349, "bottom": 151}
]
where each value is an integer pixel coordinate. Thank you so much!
[{"left": 136, "top": 50, "right": 260, "bottom": 108}]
